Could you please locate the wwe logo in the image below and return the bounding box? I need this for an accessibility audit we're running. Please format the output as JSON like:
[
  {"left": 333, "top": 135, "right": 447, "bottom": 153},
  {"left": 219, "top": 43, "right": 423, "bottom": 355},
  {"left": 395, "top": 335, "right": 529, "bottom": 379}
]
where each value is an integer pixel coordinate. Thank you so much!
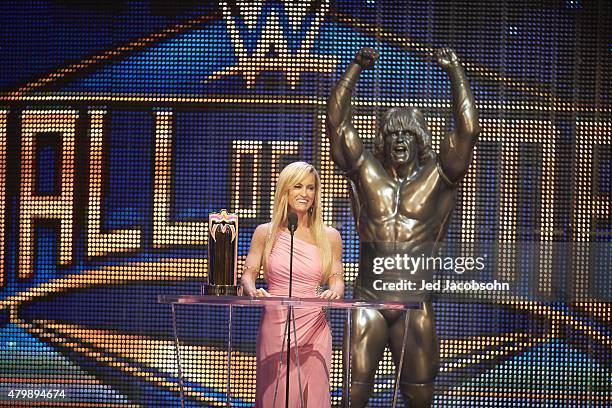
[{"left": 207, "top": 0, "right": 337, "bottom": 89}]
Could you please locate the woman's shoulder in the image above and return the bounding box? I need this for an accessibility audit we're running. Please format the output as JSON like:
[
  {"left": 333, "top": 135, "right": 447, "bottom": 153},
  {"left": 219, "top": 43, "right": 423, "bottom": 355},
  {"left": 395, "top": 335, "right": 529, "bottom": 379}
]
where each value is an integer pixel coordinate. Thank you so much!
[
  {"left": 324, "top": 225, "right": 342, "bottom": 242},
  {"left": 252, "top": 223, "right": 272, "bottom": 241},
  {"left": 254, "top": 222, "right": 272, "bottom": 231}
]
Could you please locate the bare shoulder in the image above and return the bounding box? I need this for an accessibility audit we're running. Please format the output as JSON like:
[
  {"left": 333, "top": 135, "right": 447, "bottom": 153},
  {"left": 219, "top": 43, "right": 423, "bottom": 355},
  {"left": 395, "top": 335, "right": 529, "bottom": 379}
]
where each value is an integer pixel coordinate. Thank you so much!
[
  {"left": 254, "top": 222, "right": 271, "bottom": 232},
  {"left": 252, "top": 223, "right": 271, "bottom": 243},
  {"left": 325, "top": 226, "right": 342, "bottom": 244}
]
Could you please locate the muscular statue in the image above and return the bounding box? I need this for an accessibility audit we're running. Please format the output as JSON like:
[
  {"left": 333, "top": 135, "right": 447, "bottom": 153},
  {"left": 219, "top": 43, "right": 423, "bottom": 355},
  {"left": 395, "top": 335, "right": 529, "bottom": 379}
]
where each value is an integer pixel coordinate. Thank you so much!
[{"left": 326, "top": 47, "right": 479, "bottom": 407}]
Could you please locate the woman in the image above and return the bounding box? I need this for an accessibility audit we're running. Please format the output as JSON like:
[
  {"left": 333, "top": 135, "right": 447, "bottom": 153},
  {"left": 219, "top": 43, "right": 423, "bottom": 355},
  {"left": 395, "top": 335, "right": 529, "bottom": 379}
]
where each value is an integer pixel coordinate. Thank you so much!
[{"left": 241, "top": 161, "right": 344, "bottom": 407}]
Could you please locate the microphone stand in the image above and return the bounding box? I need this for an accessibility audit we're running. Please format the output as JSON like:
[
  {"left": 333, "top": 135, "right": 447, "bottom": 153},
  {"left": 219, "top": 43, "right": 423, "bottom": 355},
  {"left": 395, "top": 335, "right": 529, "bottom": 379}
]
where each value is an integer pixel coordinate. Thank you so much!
[
  {"left": 285, "top": 213, "right": 302, "bottom": 408},
  {"left": 285, "top": 218, "right": 296, "bottom": 408}
]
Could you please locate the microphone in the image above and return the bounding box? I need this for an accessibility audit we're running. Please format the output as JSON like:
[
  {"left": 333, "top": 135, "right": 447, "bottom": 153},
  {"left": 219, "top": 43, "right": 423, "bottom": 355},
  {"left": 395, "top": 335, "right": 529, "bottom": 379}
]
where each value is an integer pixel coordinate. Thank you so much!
[
  {"left": 287, "top": 212, "right": 298, "bottom": 234},
  {"left": 285, "top": 211, "right": 298, "bottom": 407}
]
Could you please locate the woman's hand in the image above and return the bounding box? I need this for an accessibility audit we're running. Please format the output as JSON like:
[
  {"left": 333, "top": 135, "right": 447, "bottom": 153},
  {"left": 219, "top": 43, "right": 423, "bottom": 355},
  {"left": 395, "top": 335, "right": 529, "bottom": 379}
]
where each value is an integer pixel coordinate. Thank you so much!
[
  {"left": 319, "top": 289, "right": 342, "bottom": 300},
  {"left": 249, "top": 288, "right": 271, "bottom": 297}
]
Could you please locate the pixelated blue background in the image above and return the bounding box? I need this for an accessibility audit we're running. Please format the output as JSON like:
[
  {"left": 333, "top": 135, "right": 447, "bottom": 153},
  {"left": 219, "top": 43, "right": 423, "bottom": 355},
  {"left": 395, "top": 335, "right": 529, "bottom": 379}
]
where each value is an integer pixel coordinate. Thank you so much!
[{"left": 0, "top": 1, "right": 610, "bottom": 406}]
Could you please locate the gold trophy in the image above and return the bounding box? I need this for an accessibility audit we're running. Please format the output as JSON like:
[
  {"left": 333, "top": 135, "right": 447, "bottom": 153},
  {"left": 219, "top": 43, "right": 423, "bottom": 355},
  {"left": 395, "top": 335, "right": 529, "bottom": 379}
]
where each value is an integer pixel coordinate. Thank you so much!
[{"left": 202, "top": 209, "right": 238, "bottom": 295}]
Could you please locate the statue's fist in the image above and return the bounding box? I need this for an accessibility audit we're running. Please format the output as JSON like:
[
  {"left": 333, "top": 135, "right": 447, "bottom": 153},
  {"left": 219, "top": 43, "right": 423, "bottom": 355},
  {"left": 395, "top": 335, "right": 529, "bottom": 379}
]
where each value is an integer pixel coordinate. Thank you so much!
[
  {"left": 435, "top": 47, "right": 460, "bottom": 70},
  {"left": 355, "top": 47, "right": 379, "bottom": 69}
]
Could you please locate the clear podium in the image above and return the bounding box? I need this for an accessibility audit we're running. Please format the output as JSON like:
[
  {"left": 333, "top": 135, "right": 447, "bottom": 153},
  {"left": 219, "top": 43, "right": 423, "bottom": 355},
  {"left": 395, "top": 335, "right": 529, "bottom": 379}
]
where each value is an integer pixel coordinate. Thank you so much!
[{"left": 158, "top": 295, "right": 421, "bottom": 407}]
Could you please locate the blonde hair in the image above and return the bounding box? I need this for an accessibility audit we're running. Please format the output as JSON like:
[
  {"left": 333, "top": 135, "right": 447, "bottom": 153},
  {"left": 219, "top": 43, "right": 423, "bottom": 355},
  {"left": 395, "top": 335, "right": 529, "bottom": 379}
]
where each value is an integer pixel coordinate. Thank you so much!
[{"left": 262, "top": 162, "right": 333, "bottom": 281}]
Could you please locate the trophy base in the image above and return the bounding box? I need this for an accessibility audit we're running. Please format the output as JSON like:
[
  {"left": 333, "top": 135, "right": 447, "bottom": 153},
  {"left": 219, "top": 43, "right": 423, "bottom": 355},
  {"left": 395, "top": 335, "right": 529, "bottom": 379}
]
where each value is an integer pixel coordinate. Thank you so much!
[{"left": 202, "top": 284, "right": 238, "bottom": 296}]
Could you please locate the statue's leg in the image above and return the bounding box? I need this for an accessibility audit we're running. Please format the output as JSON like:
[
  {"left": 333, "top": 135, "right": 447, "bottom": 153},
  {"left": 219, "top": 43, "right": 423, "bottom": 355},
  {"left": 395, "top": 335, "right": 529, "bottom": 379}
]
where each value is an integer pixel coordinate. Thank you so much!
[
  {"left": 347, "top": 308, "right": 389, "bottom": 408},
  {"left": 388, "top": 302, "right": 439, "bottom": 408}
]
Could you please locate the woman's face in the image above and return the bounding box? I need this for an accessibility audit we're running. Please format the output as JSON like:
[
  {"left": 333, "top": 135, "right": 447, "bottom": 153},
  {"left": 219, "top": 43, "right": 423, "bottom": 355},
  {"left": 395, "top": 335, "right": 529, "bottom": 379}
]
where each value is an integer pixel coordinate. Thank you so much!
[{"left": 286, "top": 172, "right": 316, "bottom": 215}]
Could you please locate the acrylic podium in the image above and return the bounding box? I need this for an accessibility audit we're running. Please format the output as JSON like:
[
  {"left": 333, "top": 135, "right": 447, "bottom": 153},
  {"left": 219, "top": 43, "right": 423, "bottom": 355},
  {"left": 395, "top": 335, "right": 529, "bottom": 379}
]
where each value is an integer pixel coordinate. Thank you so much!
[{"left": 158, "top": 294, "right": 421, "bottom": 408}]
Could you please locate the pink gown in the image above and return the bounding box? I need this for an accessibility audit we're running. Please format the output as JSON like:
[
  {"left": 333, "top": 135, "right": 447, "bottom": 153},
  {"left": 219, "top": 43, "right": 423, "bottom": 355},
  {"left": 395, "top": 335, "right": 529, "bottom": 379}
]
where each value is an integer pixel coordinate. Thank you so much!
[{"left": 255, "top": 231, "right": 332, "bottom": 407}]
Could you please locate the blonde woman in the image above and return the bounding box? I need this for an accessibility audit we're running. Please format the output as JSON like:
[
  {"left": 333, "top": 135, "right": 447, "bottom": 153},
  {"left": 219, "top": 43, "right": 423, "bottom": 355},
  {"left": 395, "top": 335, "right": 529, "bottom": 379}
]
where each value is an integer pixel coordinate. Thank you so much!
[{"left": 241, "top": 161, "right": 344, "bottom": 407}]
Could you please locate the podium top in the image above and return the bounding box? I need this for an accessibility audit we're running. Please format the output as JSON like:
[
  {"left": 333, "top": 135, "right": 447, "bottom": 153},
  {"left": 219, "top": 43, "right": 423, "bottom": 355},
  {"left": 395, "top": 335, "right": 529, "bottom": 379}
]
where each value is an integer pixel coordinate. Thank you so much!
[{"left": 157, "top": 295, "right": 421, "bottom": 310}]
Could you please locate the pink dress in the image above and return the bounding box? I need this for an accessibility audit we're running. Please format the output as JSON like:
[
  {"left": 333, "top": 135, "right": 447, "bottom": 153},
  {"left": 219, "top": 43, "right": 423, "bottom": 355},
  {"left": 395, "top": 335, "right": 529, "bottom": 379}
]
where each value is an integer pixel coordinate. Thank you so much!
[{"left": 255, "top": 231, "right": 332, "bottom": 407}]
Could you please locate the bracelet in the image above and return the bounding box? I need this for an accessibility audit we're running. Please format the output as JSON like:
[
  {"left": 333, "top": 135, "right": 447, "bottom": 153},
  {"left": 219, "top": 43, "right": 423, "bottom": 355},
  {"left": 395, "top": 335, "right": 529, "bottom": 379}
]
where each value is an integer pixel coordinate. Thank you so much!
[{"left": 243, "top": 264, "right": 259, "bottom": 274}]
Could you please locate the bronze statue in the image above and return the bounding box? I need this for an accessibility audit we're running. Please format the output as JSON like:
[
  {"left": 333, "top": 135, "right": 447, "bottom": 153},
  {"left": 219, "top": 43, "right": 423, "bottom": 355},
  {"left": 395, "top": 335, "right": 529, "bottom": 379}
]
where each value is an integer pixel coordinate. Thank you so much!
[{"left": 326, "top": 47, "right": 479, "bottom": 407}]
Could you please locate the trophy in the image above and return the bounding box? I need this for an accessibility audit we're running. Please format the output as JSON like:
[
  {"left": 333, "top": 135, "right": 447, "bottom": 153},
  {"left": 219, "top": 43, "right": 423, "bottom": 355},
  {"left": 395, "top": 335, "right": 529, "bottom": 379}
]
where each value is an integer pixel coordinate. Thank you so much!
[{"left": 202, "top": 209, "right": 238, "bottom": 295}]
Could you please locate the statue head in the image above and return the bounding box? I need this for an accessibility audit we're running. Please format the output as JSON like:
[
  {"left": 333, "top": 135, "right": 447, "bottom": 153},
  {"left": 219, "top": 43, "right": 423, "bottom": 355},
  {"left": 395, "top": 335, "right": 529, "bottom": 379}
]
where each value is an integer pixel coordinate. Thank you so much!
[{"left": 373, "top": 107, "right": 435, "bottom": 170}]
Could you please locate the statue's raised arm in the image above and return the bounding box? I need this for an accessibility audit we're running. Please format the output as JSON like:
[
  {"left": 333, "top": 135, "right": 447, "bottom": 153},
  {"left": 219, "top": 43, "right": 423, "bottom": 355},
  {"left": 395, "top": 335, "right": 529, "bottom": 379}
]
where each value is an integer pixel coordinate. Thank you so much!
[
  {"left": 435, "top": 48, "right": 480, "bottom": 184},
  {"left": 326, "top": 47, "right": 379, "bottom": 172}
]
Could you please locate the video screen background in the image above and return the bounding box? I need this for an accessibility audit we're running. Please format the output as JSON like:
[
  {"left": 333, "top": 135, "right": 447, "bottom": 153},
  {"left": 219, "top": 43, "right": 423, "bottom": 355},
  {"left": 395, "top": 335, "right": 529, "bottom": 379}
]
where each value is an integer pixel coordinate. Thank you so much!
[{"left": 0, "top": 1, "right": 610, "bottom": 406}]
